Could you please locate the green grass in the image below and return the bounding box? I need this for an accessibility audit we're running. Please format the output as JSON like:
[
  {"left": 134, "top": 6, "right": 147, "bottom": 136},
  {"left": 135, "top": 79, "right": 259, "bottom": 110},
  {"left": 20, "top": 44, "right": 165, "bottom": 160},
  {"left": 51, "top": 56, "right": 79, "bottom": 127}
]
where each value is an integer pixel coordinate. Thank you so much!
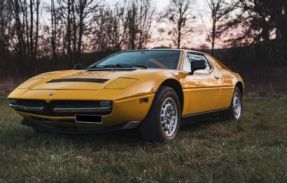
[{"left": 0, "top": 97, "right": 287, "bottom": 183}]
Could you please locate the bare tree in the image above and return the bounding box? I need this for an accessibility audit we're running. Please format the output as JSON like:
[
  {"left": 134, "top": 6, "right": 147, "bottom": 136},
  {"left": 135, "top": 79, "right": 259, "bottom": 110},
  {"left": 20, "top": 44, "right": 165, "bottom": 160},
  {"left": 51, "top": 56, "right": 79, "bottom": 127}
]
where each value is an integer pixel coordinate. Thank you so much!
[
  {"left": 163, "top": 0, "right": 193, "bottom": 49},
  {"left": 50, "top": 0, "right": 57, "bottom": 59},
  {"left": 111, "top": 6, "right": 129, "bottom": 50},
  {"left": 56, "top": 0, "right": 100, "bottom": 64},
  {"left": 9, "top": 0, "right": 41, "bottom": 65},
  {"left": 27, "top": 0, "right": 40, "bottom": 61},
  {"left": 93, "top": 5, "right": 127, "bottom": 51},
  {"left": 93, "top": 7, "right": 109, "bottom": 50},
  {"left": 0, "top": 0, "right": 13, "bottom": 54},
  {"left": 12, "top": 0, "right": 25, "bottom": 59},
  {"left": 207, "top": 0, "right": 234, "bottom": 55},
  {"left": 29, "top": 0, "right": 33, "bottom": 60},
  {"left": 126, "top": 2, "right": 138, "bottom": 50},
  {"left": 66, "top": 0, "right": 72, "bottom": 62},
  {"left": 76, "top": 0, "right": 99, "bottom": 60},
  {"left": 126, "top": 0, "right": 154, "bottom": 50},
  {"left": 137, "top": 0, "right": 155, "bottom": 49},
  {"left": 106, "top": 5, "right": 128, "bottom": 50},
  {"left": 34, "top": 0, "right": 39, "bottom": 60}
]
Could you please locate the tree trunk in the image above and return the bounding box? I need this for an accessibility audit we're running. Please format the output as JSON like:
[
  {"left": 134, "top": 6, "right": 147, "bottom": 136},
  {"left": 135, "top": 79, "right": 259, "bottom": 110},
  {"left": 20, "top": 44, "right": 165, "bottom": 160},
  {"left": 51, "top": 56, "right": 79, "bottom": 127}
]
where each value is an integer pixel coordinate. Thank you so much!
[
  {"left": 71, "top": 0, "right": 77, "bottom": 65},
  {"left": 14, "top": 0, "right": 25, "bottom": 74},
  {"left": 34, "top": 0, "right": 39, "bottom": 63},
  {"left": 29, "top": 0, "right": 33, "bottom": 62},
  {"left": 51, "top": 0, "right": 57, "bottom": 61},
  {"left": 211, "top": 17, "right": 216, "bottom": 56},
  {"left": 67, "top": 0, "right": 72, "bottom": 64},
  {"left": 77, "top": 1, "right": 85, "bottom": 63}
]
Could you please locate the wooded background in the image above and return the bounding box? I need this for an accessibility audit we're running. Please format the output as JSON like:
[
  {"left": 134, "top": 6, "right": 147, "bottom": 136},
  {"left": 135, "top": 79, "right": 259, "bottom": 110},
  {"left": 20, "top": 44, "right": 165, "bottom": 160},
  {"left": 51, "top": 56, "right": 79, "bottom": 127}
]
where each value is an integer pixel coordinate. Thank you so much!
[{"left": 0, "top": 0, "right": 286, "bottom": 95}]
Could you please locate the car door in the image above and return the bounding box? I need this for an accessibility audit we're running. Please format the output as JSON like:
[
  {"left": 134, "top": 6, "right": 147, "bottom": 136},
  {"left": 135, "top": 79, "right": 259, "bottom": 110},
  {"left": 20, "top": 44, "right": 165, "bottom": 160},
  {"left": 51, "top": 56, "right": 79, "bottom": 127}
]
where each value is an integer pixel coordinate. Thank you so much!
[
  {"left": 206, "top": 55, "right": 235, "bottom": 109},
  {"left": 181, "top": 53, "right": 222, "bottom": 115}
]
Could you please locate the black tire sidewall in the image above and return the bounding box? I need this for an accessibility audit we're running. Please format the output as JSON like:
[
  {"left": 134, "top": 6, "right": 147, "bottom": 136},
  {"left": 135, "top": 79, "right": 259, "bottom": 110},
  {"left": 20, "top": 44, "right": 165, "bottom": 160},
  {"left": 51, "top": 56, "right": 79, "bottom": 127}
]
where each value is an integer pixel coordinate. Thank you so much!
[
  {"left": 151, "top": 86, "right": 181, "bottom": 141},
  {"left": 229, "top": 87, "right": 242, "bottom": 120}
]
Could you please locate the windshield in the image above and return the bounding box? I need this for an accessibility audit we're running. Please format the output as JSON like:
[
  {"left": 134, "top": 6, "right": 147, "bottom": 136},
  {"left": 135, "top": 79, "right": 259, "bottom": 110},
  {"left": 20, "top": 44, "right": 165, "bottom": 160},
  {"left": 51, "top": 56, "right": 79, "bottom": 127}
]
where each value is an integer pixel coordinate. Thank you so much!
[{"left": 88, "top": 50, "right": 181, "bottom": 70}]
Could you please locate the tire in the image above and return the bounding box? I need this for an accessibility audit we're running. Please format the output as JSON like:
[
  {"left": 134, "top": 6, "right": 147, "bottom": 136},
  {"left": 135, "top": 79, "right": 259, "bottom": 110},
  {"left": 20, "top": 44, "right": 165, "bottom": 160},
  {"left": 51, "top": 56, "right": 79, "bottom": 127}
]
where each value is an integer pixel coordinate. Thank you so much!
[
  {"left": 139, "top": 86, "right": 181, "bottom": 143},
  {"left": 227, "top": 86, "right": 242, "bottom": 120}
]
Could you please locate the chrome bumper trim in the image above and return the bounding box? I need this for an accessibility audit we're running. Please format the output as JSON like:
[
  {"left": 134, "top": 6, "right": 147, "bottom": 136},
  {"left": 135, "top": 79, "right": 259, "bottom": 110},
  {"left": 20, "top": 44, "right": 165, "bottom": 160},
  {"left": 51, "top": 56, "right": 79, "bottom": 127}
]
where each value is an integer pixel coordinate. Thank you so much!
[
  {"left": 53, "top": 107, "right": 112, "bottom": 113},
  {"left": 9, "top": 104, "right": 44, "bottom": 112}
]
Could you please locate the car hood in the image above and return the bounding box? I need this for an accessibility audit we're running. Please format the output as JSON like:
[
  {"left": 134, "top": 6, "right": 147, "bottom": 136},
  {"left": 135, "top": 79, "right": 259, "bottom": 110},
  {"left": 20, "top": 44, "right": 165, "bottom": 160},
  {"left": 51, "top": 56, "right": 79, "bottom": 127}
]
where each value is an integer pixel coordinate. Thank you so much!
[
  {"left": 17, "top": 69, "right": 179, "bottom": 91},
  {"left": 17, "top": 70, "right": 139, "bottom": 90}
]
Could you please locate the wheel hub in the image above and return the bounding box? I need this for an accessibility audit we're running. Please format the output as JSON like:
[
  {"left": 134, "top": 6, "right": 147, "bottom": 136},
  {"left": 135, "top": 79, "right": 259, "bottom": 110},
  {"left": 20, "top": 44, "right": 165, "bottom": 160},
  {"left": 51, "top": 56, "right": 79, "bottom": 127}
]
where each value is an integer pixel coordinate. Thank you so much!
[
  {"left": 233, "top": 92, "right": 242, "bottom": 119},
  {"left": 160, "top": 97, "right": 178, "bottom": 137}
]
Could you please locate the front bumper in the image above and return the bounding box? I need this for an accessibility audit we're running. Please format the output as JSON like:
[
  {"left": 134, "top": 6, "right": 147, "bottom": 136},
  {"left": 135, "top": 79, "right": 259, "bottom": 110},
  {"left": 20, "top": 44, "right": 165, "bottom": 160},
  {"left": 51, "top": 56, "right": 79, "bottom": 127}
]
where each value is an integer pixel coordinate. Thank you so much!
[
  {"left": 8, "top": 89, "right": 155, "bottom": 126},
  {"left": 22, "top": 118, "right": 140, "bottom": 134}
]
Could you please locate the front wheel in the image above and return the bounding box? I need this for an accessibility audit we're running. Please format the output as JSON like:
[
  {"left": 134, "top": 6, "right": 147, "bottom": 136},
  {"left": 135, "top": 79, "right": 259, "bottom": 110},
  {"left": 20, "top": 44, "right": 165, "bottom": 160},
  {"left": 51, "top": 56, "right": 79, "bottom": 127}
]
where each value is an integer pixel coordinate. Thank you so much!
[{"left": 139, "top": 86, "right": 181, "bottom": 143}]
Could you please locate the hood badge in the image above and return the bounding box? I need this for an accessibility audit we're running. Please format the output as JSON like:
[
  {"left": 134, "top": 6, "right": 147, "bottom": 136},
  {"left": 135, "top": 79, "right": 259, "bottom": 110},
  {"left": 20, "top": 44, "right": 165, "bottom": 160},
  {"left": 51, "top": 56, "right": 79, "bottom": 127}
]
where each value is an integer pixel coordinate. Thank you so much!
[{"left": 49, "top": 93, "right": 54, "bottom": 97}]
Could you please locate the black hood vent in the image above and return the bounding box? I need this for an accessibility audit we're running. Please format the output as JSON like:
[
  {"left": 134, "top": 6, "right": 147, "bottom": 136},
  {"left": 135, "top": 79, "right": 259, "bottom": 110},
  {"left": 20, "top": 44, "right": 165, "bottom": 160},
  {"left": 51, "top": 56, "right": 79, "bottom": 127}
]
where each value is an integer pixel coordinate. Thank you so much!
[{"left": 47, "top": 78, "right": 109, "bottom": 83}]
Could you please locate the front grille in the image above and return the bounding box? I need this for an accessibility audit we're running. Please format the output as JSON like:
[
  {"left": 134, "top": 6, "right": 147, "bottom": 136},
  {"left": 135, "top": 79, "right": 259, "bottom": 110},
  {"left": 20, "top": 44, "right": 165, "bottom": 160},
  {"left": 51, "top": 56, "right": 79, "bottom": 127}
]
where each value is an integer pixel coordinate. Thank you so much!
[
  {"left": 9, "top": 99, "right": 112, "bottom": 116},
  {"left": 9, "top": 100, "right": 46, "bottom": 113},
  {"left": 11, "top": 100, "right": 46, "bottom": 107}
]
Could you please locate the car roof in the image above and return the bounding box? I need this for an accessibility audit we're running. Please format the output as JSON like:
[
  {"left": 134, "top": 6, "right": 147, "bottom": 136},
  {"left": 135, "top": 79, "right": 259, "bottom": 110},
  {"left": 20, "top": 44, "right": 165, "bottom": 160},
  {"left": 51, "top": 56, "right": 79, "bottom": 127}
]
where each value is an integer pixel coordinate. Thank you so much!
[{"left": 122, "top": 49, "right": 208, "bottom": 56}]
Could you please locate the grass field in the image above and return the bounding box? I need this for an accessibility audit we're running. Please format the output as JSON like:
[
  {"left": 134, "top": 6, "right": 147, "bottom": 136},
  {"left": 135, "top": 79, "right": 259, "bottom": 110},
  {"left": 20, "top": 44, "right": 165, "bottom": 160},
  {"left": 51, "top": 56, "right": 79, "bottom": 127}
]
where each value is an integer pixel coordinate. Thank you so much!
[{"left": 0, "top": 97, "right": 286, "bottom": 183}]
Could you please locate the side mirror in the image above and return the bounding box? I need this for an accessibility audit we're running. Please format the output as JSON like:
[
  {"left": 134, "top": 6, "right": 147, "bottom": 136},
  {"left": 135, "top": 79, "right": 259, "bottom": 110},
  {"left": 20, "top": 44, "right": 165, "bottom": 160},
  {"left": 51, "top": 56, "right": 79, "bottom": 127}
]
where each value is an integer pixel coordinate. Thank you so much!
[
  {"left": 190, "top": 61, "right": 206, "bottom": 74},
  {"left": 73, "top": 64, "right": 82, "bottom": 70}
]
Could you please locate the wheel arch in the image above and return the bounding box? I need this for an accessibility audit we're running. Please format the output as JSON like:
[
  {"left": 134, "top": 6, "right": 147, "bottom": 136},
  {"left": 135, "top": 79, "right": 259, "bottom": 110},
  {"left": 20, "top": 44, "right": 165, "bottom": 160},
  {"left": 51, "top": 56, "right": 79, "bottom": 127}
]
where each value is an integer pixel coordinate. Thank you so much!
[
  {"left": 235, "top": 82, "right": 244, "bottom": 96},
  {"left": 158, "top": 79, "right": 184, "bottom": 110}
]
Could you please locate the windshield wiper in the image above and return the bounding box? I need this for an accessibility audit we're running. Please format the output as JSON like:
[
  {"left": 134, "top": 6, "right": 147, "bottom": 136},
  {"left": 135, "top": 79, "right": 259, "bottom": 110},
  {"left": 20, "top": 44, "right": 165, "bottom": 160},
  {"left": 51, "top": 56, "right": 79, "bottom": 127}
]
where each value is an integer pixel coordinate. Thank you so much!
[
  {"left": 133, "top": 64, "right": 147, "bottom": 69},
  {"left": 101, "top": 64, "right": 147, "bottom": 69},
  {"left": 87, "top": 63, "right": 147, "bottom": 71},
  {"left": 105, "top": 64, "right": 147, "bottom": 69},
  {"left": 87, "top": 65, "right": 101, "bottom": 70}
]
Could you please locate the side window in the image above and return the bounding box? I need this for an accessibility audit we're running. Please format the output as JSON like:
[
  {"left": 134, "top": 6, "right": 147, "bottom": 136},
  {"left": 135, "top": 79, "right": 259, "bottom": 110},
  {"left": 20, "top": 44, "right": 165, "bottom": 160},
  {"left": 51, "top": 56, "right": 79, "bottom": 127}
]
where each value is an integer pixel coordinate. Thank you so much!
[
  {"left": 183, "top": 55, "right": 191, "bottom": 72},
  {"left": 188, "top": 54, "right": 211, "bottom": 72}
]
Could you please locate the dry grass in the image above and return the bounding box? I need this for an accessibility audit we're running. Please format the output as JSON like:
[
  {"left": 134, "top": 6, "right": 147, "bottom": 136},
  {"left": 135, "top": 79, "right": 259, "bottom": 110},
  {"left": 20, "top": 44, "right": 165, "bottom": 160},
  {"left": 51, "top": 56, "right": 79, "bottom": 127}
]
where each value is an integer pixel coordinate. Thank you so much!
[{"left": 0, "top": 97, "right": 287, "bottom": 182}]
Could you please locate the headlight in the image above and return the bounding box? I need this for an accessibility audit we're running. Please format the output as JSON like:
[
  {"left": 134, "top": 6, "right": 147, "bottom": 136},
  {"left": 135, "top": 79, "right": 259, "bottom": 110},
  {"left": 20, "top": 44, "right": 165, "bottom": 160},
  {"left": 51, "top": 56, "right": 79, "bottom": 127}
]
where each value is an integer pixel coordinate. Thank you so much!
[
  {"left": 99, "top": 101, "right": 112, "bottom": 108},
  {"left": 9, "top": 100, "right": 17, "bottom": 105}
]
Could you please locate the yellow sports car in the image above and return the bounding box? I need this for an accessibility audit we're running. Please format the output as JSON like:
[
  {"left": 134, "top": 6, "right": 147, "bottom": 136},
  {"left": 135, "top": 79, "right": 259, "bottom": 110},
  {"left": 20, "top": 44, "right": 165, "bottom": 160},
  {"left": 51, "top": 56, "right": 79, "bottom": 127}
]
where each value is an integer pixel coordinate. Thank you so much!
[{"left": 8, "top": 49, "right": 244, "bottom": 142}]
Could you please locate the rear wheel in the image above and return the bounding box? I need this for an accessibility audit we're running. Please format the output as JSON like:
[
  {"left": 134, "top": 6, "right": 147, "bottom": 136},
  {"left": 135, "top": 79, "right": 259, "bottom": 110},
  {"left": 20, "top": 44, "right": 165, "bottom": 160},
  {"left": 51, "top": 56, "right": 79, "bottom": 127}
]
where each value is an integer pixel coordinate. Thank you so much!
[
  {"left": 139, "top": 86, "right": 181, "bottom": 143},
  {"left": 227, "top": 86, "right": 242, "bottom": 120}
]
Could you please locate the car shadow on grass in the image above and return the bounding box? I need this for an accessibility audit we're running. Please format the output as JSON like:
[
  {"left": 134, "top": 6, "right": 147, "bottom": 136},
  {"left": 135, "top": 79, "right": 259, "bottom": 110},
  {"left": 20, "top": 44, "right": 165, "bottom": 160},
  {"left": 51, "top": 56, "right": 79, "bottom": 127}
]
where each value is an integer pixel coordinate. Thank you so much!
[
  {"left": 30, "top": 112, "right": 227, "bottom": 146},
  {"left": 1, "top": 112, "right": 228, "bottom": 151},
  {"left": 181, "top": 111, "right": 228, "bottom": 132}
]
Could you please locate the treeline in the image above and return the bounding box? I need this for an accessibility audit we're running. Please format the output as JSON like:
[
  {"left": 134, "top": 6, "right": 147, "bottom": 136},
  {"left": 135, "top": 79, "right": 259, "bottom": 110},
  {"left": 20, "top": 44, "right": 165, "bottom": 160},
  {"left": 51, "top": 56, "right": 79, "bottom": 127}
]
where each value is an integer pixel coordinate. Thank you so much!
[
  {"left": 0, "top": 0, "right": 156, "bottom": 76},
  {"left": 0, "top": 0, "right": 286, "bottom": 78}
]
